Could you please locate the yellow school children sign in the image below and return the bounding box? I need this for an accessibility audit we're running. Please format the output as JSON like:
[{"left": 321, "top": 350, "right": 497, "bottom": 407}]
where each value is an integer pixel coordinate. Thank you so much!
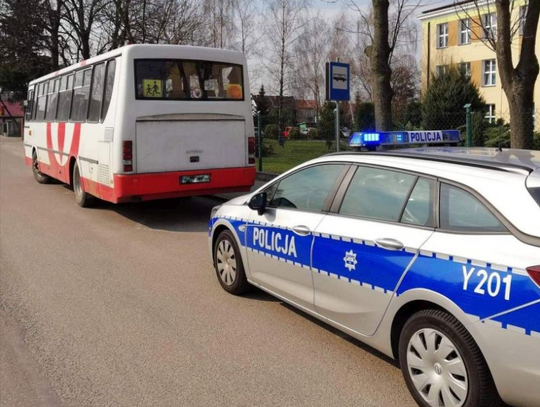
[{"left": 143, "top": 79, "right": 162, "bottom": 98}]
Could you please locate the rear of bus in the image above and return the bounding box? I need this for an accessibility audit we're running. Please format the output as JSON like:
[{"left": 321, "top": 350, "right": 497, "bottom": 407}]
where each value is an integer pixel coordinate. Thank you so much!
[{"left": 112, "top": 44, "right": 256, "bottom": 203}]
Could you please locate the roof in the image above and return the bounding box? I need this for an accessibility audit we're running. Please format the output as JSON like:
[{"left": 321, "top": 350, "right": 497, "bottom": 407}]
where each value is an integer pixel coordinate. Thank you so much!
[
  {"left": 327, "top": 147, "right": 540, "bottom": 175},
  {"left": 0, "top": 100, "right": 24, "bottom": 117},
  {"left": 422, "top": 0, "right": 473, "bottom": 15},
  {"left": 296, "top": 99, "right": 317, "bottom": 110}
]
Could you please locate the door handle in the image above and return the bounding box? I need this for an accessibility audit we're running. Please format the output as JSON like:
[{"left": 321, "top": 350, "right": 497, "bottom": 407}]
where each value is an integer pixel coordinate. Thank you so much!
[
  {"left": 292, "top": 225, "right": 311, "bottom": 236},
  {"left": 375, "top": 238, "right": 404, "bottom": 251}
]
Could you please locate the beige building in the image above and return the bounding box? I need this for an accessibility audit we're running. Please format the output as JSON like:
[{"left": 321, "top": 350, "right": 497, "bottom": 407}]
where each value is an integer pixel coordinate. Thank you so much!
[{"left": 419, "top": 0, "right": 539, "bottom": 124}]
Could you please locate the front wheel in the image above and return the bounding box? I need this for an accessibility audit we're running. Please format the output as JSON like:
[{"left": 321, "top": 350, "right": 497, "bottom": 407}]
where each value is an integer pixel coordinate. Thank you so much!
[
  {"left": 213, "top": 230, "right": 251, "bottom": 295},
  {"left": 399, "top": 309, "right": 503, "bottom": 407},
  {"left": 73, "top": 163, "right": 95, "bottom": 208},
  {"left": 32, "top": 151, "right": 51, "bottom": 184}
]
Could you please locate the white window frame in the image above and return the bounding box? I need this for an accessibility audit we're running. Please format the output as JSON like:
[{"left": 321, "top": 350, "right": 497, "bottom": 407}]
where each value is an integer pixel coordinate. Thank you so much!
[
  {"left": 485, "top": 104, "right": 496, "bottom": 123},
  {"left": 483, "top": 59, "right": 496, "bottom": 86},
  {"left": 459, "top": 62, "right": 471, "bottom": 78},
  {"left": 483, "top": 13, "right": 497, "bottom": 38},
  {"left": 459, "top": 18, "right": 471, "bottom": 45},
  {"left": 436, "top": 65, "right": 448, "bottom": 77},
  {"left": 437, "top": 23, "right": 449, "bottom": 48}
]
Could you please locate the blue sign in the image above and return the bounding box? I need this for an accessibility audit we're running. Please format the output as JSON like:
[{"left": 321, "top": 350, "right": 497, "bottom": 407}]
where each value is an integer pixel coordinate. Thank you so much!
[
  {"left": 326, "top": 62, "right": 350, "bottom": 101},
  {"left": 349, "top": 130, "right": 461, "bottom": 148}
]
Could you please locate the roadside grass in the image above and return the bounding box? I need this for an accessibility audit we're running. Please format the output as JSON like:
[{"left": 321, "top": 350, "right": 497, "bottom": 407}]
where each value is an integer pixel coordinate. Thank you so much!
[{"left": 257, "top": 139, "right": 334, "bottom": 174}]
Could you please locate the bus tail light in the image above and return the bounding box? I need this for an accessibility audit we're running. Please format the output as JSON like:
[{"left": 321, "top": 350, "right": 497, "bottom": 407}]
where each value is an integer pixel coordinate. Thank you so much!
[
  {"left": 527, "top": 266, "right": 540, "bottom": 288},
  {"left": 248, "top": 137, "right": 255, "bottom": 165},
  {"left": 123, "top": 140, "right": 133, "bottom": 172}
]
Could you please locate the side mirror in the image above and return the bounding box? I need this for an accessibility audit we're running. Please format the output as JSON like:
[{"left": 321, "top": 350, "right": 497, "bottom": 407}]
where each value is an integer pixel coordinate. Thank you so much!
[{"left": 248, "top": 192, "right": 267, "bottom": 215}]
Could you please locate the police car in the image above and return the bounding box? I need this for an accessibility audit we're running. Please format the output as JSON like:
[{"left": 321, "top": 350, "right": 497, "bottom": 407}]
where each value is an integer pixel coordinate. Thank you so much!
[{"left": 208, "top": 147, "right": 540, "bottom": 407}]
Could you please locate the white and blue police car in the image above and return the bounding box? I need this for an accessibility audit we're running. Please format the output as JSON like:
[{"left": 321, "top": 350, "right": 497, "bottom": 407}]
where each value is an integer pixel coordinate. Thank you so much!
[{"left": 208, "top": 147, "right": 540, "bottom": 407}]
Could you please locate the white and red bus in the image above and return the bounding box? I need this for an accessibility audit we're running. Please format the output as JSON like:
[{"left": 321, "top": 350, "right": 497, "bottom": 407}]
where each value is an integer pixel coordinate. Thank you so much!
[{"left": 24, "top": 44, "right": 256, "bottom": 206}]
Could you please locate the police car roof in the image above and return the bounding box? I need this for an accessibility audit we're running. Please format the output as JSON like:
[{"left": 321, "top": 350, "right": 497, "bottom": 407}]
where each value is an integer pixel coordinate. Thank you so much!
[{"left": 327, "top": 147, "right": 540, "bottom": 175}]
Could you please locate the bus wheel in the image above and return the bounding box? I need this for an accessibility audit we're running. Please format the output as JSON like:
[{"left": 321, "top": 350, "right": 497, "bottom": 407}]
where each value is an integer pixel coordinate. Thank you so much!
[
  {"left": 32, "top": 151, "right": 51, "bottom": 184},
  {"left": 73, "top": 163, "right": 95, "bottom": 208}
]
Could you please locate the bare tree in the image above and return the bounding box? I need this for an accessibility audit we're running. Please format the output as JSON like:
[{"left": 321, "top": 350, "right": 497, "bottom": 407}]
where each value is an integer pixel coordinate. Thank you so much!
[
  {"left": 232, "top": 0, "right": 260, "bottom": 56},
  {"left": 339, "top": 0, "right": 424, "bottom": 130},
  {"left": 292, "top": 11, "right": 330, "bottom": 112},
  {"left": 63, "top": 0, "right": 109, "bottom": 60},
  {"left": 457, "top": 0, "right": 540, "bottom": 148},
  {"left": 263, "top": 0, "right": 306, "bottom": 138},
  {"left": 203, "top": 0, "right": 235, "bottom": 48}
]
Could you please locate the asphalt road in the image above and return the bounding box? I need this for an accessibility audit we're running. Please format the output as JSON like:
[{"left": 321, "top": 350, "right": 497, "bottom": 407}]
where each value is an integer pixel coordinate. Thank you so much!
[{"left": 0, "top": 137, "right": 417, "bottom": 407}]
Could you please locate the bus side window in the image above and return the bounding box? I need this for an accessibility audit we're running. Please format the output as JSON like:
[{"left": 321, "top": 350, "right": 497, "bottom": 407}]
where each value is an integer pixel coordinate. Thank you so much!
[
  {"left": 57, "top": 75, "right": 73, "bottom": 122},
  {"left": 101, "top": 59, "right": 116, "bottom": 121},
  {"left": 71, "top": 69, "right": 91, "bottom": 122},
  {"left": 88, "top": 63, "right": 105, "bottom": 122},
  {"left": 45, "top": 78, "right": 60, "bottom": 121},
  {"left": 26, "top": 89, "right": 34, "bottom": 121},
  {"left": 36, "top": 82, "right": 48, "bottom": 121}
]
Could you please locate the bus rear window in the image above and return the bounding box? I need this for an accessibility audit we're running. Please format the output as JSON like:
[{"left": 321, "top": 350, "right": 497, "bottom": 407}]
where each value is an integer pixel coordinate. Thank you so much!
[{"left": 135, "top": 59, "right": 244, "bottom": 101}]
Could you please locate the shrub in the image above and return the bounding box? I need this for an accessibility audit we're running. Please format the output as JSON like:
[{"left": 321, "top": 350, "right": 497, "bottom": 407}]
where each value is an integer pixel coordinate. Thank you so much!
[
  {"left": 288, "top": 127, "right": 302, "bottom": 140},
  {"left": 264, "top": 124, "right": 278, "bottom": 140},
  {"left": 355, "top": 102, "right": 376, "bottom": 132},
  {"left": 261, "top": 143, "right": 274, "bottom": 157},
  {"left": 307, "top": 128, "right": 319, "bottom": 139},
  {"left": 422, "top": 66, "right": 485, "bottom": 130}
]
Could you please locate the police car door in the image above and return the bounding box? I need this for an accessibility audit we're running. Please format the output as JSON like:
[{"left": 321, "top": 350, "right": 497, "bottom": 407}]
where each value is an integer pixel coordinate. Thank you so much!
[
  {"left": 245, "top": 163, "right": 349, "bottom": 312},
  {"left": 312, "top": 165, "right": 435, "bottom": 336}
]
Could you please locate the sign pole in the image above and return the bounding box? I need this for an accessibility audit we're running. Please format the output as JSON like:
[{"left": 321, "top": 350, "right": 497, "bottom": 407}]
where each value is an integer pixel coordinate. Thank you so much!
[{"left": 335, "top": 101, "right": 340, "bottom": 152}]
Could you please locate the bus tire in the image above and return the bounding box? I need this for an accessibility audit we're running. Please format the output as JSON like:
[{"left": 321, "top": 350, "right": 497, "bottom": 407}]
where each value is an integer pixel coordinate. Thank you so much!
[
  {"left": 73, "top": 163, "right": 95, "bottom": 208},
  {"left": 32, "top": 151, "right": 51, "bottom": 184}
]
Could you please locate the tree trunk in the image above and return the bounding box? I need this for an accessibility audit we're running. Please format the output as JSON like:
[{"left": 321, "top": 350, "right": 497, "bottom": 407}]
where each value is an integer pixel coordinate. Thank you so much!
[
  {"left": 371, "top": 0, "right": 394, "bottom": 131},
  {"left": 508, "top": 82, "right": 535, "bottom": 149},
  {"left": 495, "top": 0, "right": 540, "bottom": 149}
]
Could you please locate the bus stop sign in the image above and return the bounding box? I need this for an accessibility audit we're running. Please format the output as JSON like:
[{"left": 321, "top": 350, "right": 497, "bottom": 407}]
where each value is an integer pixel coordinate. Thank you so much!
[{"left": 326, "top": 62, "right": 350, "bottom": 101}]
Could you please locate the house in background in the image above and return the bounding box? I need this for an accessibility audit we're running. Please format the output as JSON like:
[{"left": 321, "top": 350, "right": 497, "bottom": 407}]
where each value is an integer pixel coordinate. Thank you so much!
[
  {"left": 0, "top": 98, "right": 24, "bottom": 137},
  {"left": 295, "top": 99, "right": 318, "bottom": 125},
  {"left": 419, "top": 0, "right": 539, "bottom": 125}
]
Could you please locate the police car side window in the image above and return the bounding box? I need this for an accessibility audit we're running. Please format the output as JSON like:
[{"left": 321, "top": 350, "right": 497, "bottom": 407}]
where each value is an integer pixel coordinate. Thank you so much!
[
  {"left": 269, "top": 164, "right": 345, "bottom": 211},
  {"left": 401, "top": 178, "right": 435, "bottom": 227},
  {"left": 339, "top": 167, "right": 417, "bottom": 222},
  {"left": 439, "top": 184, "right": 507, "bottom": 233}
]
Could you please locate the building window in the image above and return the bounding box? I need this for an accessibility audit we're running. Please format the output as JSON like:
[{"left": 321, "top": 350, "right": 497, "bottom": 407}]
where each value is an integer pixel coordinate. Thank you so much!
[
  {"left": 436, "top": 65, "right": 448, "bottom": 77},
  {"left": 519, "top": 6, "right": 527, "bottom": 35},
  {"left": 437, "top": 23, "right": 448, "bottom": 48},
  {"left": 483, "top": 13, "right": 497, "bottom": 38},
  {"left": 459, "top": 18, "right": 471, "bottom": 44},
  {"left": 483, "top": 59, "right": 496, "bottom": 86},
  {"left": 485, "top": 104, "right": 496, "bottom": 123},
  {"left": 459, "top": 62, "right": 471, "bottom": 78}
]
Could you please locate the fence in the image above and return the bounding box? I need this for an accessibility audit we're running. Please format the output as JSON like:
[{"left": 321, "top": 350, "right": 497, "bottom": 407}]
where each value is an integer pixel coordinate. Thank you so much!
[{"left": 254, "top": 109, "right": 540, "bottom": 174}]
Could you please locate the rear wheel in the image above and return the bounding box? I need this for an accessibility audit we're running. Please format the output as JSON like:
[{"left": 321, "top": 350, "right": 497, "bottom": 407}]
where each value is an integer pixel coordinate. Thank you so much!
[
  {"left": 399, "top": 309, "right": 502, "bottom": 407},
  {"left": 213, "top": 230, "right": 251, "bottom": 295},
  {"left": 73, "top": 163, "right": 95, "bottom": 208},
  {"left": 32, "top": 151, "right": 51, "bottom": 184}
]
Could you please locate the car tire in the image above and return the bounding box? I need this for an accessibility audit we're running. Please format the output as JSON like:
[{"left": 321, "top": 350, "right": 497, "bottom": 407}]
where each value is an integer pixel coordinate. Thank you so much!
[
  {"left": 399, "top": 309, "right": 503, "bottom": 407},
  {"left": 213, "top": 230, "right": 251, "bottom": 295},
  {"left": 32, "top": 151, "right": 51, "bottom": 184},
  {"left": 73, "top": 163, "right": 95, "bottom": 208}
]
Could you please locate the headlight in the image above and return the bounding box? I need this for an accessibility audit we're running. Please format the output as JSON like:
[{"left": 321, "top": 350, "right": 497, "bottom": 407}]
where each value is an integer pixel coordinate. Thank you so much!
[{"left": 210, "top": 205, "right": 222, "bottom": 219}]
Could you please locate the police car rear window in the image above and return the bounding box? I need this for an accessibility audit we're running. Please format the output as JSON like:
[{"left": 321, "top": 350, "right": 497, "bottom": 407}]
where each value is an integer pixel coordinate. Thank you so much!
[
  {"left": 528, "top": 188, "right": 540, "bottom": 207},
  {"left": 440, "top": 184, "right": 507, "bottom": 233}
]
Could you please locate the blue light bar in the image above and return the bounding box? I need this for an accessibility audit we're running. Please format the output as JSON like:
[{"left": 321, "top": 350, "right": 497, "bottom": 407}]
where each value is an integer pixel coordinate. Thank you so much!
[{"left": 349, "top": 130, "right": 461, "bottom": 148}]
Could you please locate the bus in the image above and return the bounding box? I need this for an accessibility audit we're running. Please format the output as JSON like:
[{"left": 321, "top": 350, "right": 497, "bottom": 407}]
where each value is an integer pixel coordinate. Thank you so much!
[{"left": 23, "top": 44, "right": 256, "bottom": 207}]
